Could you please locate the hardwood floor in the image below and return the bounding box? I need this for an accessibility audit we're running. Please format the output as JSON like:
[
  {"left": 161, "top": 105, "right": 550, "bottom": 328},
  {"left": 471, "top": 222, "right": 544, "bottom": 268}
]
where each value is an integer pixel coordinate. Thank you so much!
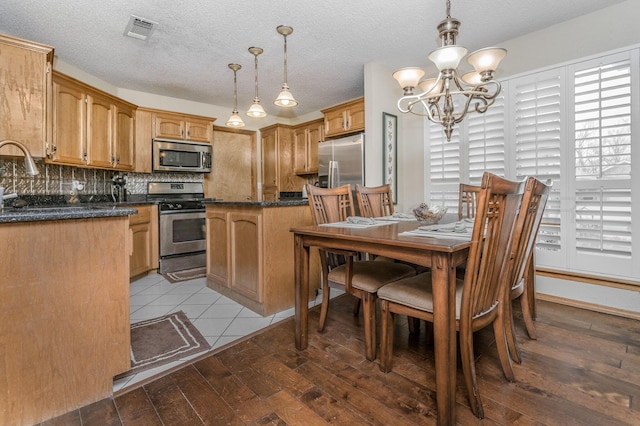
[{"left": 40, "top": 296, "right": 640, "bottom": 425}]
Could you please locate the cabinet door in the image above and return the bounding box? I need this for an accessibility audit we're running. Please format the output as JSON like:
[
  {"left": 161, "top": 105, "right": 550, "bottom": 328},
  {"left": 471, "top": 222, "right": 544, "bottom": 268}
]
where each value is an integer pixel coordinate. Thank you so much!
[
  {"left": 292, "top": 127, "right": 308, "bottom": 174},
  {"left": 347, "top": 101, "right": 365, "bottom": 132},
  {"left": 305, "top": 123, "right": 322, "bottom": 174},
  {"left": 185, "top": 119, "right": 212, "bottom": 142},
  {"left": 154, "top": 114, "right": 185, "bottom": 139},
  {"left": 86, "top": 92, "right": 114, "bottom": 169},
  {"left": 323, "top": 109, "right": 346, "bottom": 138},
  {"left": 206, "top": 211, "right": 229, "bottom": 285},
  {"left": 229, "top": 212, "right": 262, "bottom": 302},
  {"left": 51, "top": 77, "right": 86, "bottom": 166},
  {"left": 261, "top": 128, "right": 278, "bottom": 188},
  {"left": 0, "top": 35, "right": 52, "bottom": 158},
  {"left": 114, "top": 102, "right": 135, "bottom": 170},
  {"left": 130, "top": 223, "right": 151, "bottom": 277}
]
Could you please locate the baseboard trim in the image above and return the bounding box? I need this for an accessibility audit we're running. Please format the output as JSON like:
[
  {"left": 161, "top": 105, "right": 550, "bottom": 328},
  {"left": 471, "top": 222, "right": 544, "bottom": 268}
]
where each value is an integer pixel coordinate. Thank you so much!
[{"left": 537, "top": 293, "right": 640, "bottom": 321}]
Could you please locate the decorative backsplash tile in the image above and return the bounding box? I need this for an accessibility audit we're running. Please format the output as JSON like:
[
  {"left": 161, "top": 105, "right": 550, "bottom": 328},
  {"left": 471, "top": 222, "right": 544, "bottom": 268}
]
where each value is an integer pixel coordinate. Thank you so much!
[{"left": 0, "top": 158, "right": 203, "bottom": 197}]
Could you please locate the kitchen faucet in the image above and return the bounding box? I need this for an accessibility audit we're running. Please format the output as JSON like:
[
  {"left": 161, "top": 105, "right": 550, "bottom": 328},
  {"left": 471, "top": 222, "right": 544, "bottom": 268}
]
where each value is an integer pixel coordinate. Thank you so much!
[
  {"left": 0, "top": 139, "right": 40, "bottom": 209},
  {"left": 0, "top": 139, "right": 40, "bottom": 176}
]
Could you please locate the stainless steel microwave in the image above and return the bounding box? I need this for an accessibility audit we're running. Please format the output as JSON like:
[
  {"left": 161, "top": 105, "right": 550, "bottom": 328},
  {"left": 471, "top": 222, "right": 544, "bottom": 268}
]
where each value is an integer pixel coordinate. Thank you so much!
[{"left": 152, "top": 139, "right": 212, "bottom": 173}]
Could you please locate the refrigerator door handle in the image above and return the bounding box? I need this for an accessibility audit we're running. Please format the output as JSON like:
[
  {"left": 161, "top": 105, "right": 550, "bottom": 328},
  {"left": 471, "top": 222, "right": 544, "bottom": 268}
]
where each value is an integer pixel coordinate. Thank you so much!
[{"left": 328, "top": 160, "right": 338, "bottom": 188}]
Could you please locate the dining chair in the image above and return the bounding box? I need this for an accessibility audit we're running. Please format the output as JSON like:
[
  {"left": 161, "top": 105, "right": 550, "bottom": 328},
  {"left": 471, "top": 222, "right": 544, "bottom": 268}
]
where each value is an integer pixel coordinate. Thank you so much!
[
  {"left": 503, "top": 177, "right": 552, "bottom": 364},
  {"left": 355, "top": 184, "right": 394, "bottom": 217},
  {"left": 458, "top": 182, "right": 481, "bottom": 220},
  {"left": 377, "top": 172, "right": 527, "bottom": 419},
  {"left": 305, "top": 184, "right": 416, "bottom": 361}
]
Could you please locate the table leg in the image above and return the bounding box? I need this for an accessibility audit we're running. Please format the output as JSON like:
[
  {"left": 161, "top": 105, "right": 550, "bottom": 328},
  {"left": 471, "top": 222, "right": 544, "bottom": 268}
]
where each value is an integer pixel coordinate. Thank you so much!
[
  {"left": 294, "top": 233, "right": 309, "bottom": 350},
  {"left": 431, "top": 252, "right": 457, "bottom": 426}
]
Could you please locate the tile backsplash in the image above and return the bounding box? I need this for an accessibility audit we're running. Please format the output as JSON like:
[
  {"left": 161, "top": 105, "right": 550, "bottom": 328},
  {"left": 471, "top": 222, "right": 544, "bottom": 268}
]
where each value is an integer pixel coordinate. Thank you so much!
[{"left": 0, "top": 158, "right": 203, "bottom": 197}]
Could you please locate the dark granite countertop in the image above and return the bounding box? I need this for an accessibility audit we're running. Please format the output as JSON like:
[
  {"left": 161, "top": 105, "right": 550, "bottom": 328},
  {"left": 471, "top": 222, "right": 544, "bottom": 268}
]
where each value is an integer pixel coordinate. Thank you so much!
[
  {"left": 0, "top": 194, "right": 148, "bottom": 223},
  {"left": 0, "top": 205, "right": 138, "bottom": 223},
  {"left": 203, "top": 199, "right": 309, "bottom": 207}
]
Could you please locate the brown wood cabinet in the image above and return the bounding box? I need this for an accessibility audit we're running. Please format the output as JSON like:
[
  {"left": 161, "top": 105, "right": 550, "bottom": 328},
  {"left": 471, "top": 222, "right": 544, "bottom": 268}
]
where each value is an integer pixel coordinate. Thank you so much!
[
  {"left": 205, "top": 126, "right": 257, "bottom": 201},
  {"left": 206, "top": 203, "right": 319, "bottom": 315},
  {"left": 0, "top": 34, "right": 53, "bottom": 159},
  {"left": 321, "top": 97, "right": 365, "bottom": 138},
  {"left": 260, "top": 124, "right": 306, "bottom": 200},
  {"left": 0, "top": 216, "right": 130, "bottom": 425},
  {"left": 293, "top": 118, "right": 324, "bottom": 175},
  {"left": 49, "top": 71, "right": 135, "bottom": 171},
  {"left": 129, "top": 204, "right": 159, "bottom": 278},
  {"left": 154, "top": 111, "right": 213, "bottom": 143}
]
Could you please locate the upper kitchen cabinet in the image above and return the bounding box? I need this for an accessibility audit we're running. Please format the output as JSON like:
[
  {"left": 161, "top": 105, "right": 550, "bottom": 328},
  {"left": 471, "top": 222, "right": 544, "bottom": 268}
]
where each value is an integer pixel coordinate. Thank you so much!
[
  {"left": 0, "top": 34, "right": 54, "bottom": 158},
  {"left": 321, "top": 97, "right": 364, "bottom": 139},
  {"left": 49, "top": 72, "right": 135, "bottom": 171},
  {"left": 153, "top": 111, "right": 213, "bottom": 143},
  {"left": 293, "top": 118, "right": 324, "bottom": 175},
  {"left": 261, "top": 124, "right": 306, "bottom": 200}
]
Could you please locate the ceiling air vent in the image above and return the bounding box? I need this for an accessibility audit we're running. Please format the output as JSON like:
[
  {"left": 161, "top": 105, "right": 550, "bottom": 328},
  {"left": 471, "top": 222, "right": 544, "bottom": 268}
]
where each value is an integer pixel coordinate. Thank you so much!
[{"left": 124, "top": 15, "right": 158, "bottom": 41}]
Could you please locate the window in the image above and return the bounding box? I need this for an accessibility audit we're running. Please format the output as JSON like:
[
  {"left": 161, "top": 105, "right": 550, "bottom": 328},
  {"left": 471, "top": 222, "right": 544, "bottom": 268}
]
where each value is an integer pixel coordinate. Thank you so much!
[{"left": 424, "top": 47, "right": 639, "bottom": 281}]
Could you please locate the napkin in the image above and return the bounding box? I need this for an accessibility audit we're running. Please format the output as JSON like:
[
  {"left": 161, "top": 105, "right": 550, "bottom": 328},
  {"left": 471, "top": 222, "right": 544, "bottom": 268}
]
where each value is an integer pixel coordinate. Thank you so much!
[
  {"left": 346, "top": 216, "right": 377, "bottom": 225},
  {"left": 419, "top": 220, "right": 472, "bottom": 233},
  {"left": 391, "top": 212, "right": 415, "bottom": 219}
]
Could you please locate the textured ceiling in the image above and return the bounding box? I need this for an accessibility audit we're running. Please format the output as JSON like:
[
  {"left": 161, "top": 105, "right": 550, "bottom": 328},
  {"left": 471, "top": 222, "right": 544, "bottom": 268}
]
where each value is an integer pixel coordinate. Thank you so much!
[{"left": 0, "top": 0, "right": 625, "bottom": 119}]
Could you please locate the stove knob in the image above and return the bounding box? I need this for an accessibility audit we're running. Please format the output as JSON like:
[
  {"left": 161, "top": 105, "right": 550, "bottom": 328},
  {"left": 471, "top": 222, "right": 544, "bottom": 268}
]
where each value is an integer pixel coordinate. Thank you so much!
[{"left": 176, "top": 203, "right": 182, "bottom": 209}]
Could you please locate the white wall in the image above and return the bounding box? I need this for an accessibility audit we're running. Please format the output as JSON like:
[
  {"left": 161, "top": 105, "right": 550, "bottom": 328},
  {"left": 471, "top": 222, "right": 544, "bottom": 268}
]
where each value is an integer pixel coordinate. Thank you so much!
[{"left": 362, "top": 0, "right": 640, "bottom": 315}]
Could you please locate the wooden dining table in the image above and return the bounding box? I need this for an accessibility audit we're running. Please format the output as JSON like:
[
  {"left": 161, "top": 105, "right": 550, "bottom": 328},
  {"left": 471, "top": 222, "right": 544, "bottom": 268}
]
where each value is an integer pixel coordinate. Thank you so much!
[{"left": 291, "top": 219, "right": 472, "bottom": 426}]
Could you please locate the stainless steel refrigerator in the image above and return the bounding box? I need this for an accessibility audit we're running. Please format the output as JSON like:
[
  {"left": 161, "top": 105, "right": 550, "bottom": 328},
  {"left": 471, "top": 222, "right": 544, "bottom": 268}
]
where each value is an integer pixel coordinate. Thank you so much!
[{"left": 317, "top": 133, "right": 365, "bottom": 188}]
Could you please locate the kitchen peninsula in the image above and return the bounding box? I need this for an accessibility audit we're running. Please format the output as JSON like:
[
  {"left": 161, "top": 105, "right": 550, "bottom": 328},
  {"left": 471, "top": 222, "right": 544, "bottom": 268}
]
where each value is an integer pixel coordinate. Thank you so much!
[
  {"left": 0, "top": 206, "right": 135, "bottom": 425},
  {"left": 205, "top": 199, "right": 320, "bottom": 315}
]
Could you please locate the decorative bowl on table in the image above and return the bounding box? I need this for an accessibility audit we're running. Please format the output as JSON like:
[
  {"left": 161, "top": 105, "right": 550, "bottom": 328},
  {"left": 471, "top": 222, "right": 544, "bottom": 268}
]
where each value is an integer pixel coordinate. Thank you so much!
[{"left": 412, "top": 203, "right": 447, "bottom": 225}]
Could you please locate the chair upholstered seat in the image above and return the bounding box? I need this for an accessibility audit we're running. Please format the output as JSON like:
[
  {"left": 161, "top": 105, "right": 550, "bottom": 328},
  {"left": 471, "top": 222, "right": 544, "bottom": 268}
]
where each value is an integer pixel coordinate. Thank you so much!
[
  {"left": 329, "top": 262, "right": 416, "bottom": 293},
  {"left": 377, "top": 272, "right": 464, "bottom": 317}
]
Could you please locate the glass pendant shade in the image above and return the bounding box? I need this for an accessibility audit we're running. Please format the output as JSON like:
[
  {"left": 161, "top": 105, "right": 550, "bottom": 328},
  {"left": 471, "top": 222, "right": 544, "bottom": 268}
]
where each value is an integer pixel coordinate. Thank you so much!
[
  {"left": 428, "top": 45, "right": 468, "bottom": 71},
  {"left": 461, "top": 71, "right": 482, "bottom": 85},
  {"left": 226, "top": 110, "right": 245, "bottom": 127},
  {"left": 247, "top": 101, "right": 267, "bottom": 118},
  {"left": 392, "top": 67, "right": 425, "bottom": 93},
  {"left": 418, "top": 77, "right": 444, "bottom": 96},
  {"left": 467, "top": 47, "right": 507, "bottom": 75},
  {"left": 274, "top": 85, "right": 298, "bottom": 107}
]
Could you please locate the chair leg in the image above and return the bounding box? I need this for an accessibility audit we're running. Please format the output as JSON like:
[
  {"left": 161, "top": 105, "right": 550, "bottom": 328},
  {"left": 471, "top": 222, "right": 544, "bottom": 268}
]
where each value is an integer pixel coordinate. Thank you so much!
[
  {"left": 459, "top": 324, "right": 484, "bottom": 419},
  {"left": 408, "top": 316, "right": 420, "bottom": 334},
  {"left": 318, "top": 283, "right": 331, "bottom": 332},
  {"left": 520, "top": 287, "right": 538, "bottom": 340},
  {"left": 504, "top": 297, "right": 522, "bottom": 364},
  {"left": 353, "top": 298, "right": 362, "bottom": 316},
  {"left": 362, "top": 293, "right": 377, "bottom": 361},
  {"left": 494, "top": 311, "right": 515, "bottom": 382},
  {"left": 379, "top": 300, "right": 394, "bottom": 373}
]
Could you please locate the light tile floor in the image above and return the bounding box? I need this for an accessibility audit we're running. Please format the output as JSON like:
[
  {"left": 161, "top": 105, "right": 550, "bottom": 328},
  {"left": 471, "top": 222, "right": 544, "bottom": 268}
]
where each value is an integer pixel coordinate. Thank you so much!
[{"left": 113, "top": 272, "right": 331, "bottom": 393}]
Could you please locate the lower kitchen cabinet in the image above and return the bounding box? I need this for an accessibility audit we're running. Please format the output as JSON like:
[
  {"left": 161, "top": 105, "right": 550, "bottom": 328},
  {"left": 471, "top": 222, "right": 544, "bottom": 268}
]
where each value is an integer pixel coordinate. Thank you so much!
[
  {"left": 0, "top": 216, "right": 130, "bottom": 425},
  {"left": 206, "top": 202, "right": 319, "bottom": 315},
  {"left": 129, "top": 204, "right": 159, "bottom": 279}
]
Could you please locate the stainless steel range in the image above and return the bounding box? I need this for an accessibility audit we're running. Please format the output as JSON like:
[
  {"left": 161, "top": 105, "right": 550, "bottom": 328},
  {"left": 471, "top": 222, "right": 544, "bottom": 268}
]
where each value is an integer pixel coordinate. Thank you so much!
[{"left": 147, "top": 182, "right": 212, "bottom": 274}]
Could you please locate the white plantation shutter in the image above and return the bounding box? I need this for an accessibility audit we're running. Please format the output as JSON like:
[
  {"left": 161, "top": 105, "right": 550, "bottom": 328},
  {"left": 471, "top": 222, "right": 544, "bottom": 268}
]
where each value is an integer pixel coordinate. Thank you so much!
[
  {"left": 570, "top": 52, "right": 635, "bottom": 276},
  {"left": 511, "top": 70, "right": 563, "bottom": 258},
  {"left": 467, "top": 93, "right": 505, "bottom": 182},
  {"left": 427, "top": 120, "right": 461, "bottom": 210}
]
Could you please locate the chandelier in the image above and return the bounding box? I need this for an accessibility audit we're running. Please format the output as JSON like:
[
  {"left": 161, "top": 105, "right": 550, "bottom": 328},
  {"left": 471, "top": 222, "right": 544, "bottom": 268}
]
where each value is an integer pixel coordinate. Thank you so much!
[
  {"left": 226, "top": 63, "right": 245, "bottom": 128},
  {"left": 393, "top": 0, "right": 506, "bottom": 141}
]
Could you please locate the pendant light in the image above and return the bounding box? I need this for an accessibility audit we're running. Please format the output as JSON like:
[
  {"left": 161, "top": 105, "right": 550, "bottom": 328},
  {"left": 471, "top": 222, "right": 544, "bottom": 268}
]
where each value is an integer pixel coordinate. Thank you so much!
[
  {"left": 246, "top": 47, "right": 267, "bottom": 118},
  {"left": 226, "top": 63, "right": 245, "bottom": 128},
  {"left": 274, "top": 25, "right": 298, "bottom": 107}
]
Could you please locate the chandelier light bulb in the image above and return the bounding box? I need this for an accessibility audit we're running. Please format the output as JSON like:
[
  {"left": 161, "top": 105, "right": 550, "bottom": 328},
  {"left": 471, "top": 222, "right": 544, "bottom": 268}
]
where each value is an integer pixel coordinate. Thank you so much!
[
  {"left": 226, "top": 63, "right": 245, "bottom": 128},
  {"left": 274, "top": 25, "right": 298, "bottom": 107}
]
